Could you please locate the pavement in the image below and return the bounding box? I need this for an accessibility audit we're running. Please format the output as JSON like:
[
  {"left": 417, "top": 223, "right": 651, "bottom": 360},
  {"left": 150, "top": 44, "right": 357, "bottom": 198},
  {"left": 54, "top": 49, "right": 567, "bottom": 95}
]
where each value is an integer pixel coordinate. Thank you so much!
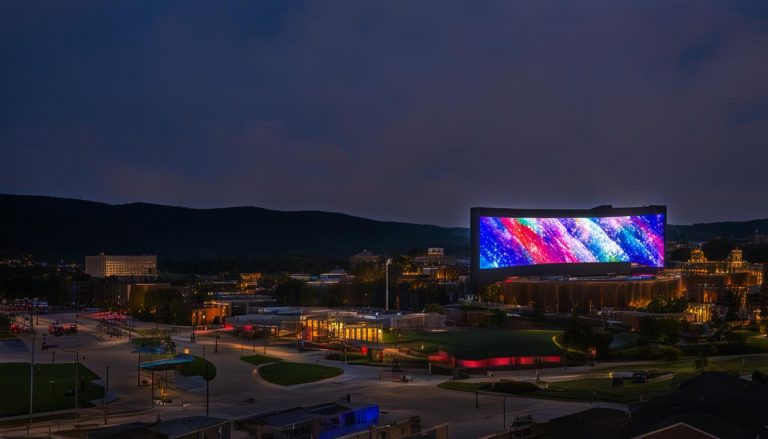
[{"left": 0, "top": 313, "right": 613, "bottom": 439}]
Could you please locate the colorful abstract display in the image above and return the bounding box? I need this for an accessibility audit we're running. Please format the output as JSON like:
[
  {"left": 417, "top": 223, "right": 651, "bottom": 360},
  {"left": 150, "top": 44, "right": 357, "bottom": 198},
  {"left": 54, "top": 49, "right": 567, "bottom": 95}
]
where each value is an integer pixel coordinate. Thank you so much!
[{"left": 479, "top": 214, "right": 665, "bottom": 269}]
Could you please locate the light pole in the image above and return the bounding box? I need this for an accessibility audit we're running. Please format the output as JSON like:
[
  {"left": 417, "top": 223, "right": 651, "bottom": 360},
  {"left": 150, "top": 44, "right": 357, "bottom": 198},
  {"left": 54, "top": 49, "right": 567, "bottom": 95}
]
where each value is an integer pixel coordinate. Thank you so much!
[
  {"left": 385, "top": 258, "right": 392, "bottom": 311},
  {"left": 28, "top": 332, "right": 35, "bottom": 436},
  {"left": 137, "top": 351, "right": 142, "bottom": 387},
  {"left": 203, "top": 345, "right": 209, "bottom": 416},
  {"left": 103, "top": 365, "right": 109, "bottom": 424},
  {"left": 74, "top": 351, "right": 79, "bottom": 426}
]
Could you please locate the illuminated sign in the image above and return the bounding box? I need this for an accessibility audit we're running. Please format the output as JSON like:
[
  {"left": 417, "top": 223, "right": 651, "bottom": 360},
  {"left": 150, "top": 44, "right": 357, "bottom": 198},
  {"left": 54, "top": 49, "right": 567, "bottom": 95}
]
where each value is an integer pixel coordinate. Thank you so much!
[{"left": 479, "top": 214, "right": 665, "bottom": 269}]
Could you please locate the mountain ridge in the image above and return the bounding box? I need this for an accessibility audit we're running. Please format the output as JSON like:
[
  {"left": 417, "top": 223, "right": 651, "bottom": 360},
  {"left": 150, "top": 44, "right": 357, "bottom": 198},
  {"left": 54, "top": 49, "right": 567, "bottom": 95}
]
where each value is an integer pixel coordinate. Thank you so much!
[
  {"left": 2, "top": 194, "right": 767, "bottom": 262},
  {"left": 0, "top": 194, "right": 469, "bottom": 262}
]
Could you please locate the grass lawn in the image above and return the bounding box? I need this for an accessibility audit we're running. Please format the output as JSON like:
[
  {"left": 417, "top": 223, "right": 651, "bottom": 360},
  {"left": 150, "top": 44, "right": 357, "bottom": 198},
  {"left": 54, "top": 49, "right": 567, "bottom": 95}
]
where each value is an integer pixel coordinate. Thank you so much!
[
  {"left": 0, "top": 331, "right": 19, "bottom": 340},
  {"left": 0, "top": 362, "right": 102, "bottom": 417},
  {"left": 528, "top": 353, "right": 768, "bottom": 404},
  {"left": 131, "top": 337, "right": 162, "bottom": 347},
  {"left": 241, "top": 354, "right": 283, "bottom": 366},
  {"left": 743, "top": 332, "right": 768, "bottom": 353},
  {"left": 395, "top": 329, "right": 562, "bottom": 359},
  {"left": 535, "top": 376, "right": 683, "bottom": 404},
  {"left": 437, "top": 381, "right": 483, "bottom": 392},
  {"left": 611, "top": 332, "right": 641, "bottom": 350},
  {"left": 258, "top": 362, "right": 343, "bottom": 386},
  {"left": 607, "top": 354, "right": 768, "bottom": 375},
  {"left": 177, "top": 356, "right": 216, "bottom": 381},
  {"left": 436, "top": 374, "right": 686, "bottom": 404}
]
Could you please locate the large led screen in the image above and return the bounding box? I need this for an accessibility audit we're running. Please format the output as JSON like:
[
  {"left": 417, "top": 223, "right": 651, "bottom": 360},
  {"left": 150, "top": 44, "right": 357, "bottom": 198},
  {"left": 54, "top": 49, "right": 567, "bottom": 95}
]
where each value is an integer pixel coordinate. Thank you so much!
[{"left": 479, "top": 214, "right": 665, "bottom": 269}]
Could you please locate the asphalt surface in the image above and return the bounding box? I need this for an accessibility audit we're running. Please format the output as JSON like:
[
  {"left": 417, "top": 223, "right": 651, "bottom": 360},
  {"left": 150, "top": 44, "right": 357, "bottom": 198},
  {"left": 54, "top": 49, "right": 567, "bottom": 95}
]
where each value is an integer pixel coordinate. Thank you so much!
[{"left": 0, "top": 313, "right": 615, "bottom": 438}]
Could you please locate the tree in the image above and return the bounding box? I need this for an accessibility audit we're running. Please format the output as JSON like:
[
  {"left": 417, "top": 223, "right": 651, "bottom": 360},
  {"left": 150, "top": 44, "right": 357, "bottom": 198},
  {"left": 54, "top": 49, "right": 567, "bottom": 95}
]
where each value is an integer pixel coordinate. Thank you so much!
[
  {"left": 482, "top": 283, "right": 502, "bottom": 304},
  {"left": 424, "top": 303, "right": 445, "bottom": 314},
  {"left": 639, "top": 317, "right": 681, "bottom": 345},
  {"left": 273, "top": 279, "right": 311, "bottom": 306},
  {"left": 661, "top": 348, "right": 679, "bottom": 365},
  {"left": 129, "top": 288, "right": 189, "bottom": 326},
  {"left": 638, "top": 317, "right": 661, "bottom": 341},
  {"left": 645, "top": 296, "right": 689, "bottom": 313},
  {"left": 657, "top": 319, "right": 682, "bottom": 345},
  {"left": 489, "top": 309, "right": 506, "bottom": 329}
]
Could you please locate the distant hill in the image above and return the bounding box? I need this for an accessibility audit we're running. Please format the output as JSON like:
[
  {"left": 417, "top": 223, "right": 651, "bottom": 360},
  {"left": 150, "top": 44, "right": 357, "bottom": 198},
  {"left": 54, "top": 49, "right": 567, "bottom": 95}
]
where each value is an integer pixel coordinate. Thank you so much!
[
  {"left": 0, "top": 195, "right": 469, "bottom": 262},
  {"left": 667, "top": 220, "right": 768, "bottom": 242},
  {"left": 2, "top": 194, "right": 766, "bottom": 264}
]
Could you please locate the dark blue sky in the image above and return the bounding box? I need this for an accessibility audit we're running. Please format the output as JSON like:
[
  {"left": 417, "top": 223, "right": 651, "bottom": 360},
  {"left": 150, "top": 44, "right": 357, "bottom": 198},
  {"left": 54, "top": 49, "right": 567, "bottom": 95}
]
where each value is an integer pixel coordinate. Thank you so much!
[{"left": 3, "top": 1, "right": 768, "bottom": 227}]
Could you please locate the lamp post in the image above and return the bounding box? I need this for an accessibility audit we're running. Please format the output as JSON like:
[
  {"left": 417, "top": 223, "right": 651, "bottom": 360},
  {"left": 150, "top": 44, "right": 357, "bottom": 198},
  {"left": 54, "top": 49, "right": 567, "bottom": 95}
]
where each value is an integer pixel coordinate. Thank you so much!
[
  {"left": 28, "top": 332, "right": 35, "bottom": 436},
  {"left": 103, "top": 365, "right": 109, "bottom": 424},
  {"left": 385, "top": 258, "right": 392, "bottom": 311},
  {"left": 74, "top": 351, "right": 79, "bottom": 426},
  {"left": 203, "top": 345, "right": 209, "bottom": 417},
  {"left": 137, "top": 351, "right": 142, "bottom": 387}
]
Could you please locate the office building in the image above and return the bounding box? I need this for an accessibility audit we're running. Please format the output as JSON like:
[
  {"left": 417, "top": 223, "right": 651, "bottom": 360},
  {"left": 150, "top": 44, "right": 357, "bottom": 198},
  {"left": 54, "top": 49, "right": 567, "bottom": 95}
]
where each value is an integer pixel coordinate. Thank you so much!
[{"left": 85, "top": 254, "right": 157, "bottom": 278}]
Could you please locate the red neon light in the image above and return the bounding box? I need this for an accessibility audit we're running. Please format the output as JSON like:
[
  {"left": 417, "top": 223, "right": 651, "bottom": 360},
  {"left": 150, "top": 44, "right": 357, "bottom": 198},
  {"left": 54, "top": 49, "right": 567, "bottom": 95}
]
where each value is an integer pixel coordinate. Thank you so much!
[{"left": 430, "top": 353, "right": 562, "bottom": 369}]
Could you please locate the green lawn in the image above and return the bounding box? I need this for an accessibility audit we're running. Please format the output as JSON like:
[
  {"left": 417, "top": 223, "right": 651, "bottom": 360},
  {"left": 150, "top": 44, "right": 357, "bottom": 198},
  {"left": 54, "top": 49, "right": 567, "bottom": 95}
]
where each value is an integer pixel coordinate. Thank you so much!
[
  {"left": 611, "top": 332, "right": 641, "bottom": 350},
  {"left": 607, "top": 354, "right": 768, "bottom": 375},
  {"left": 177, "top": 356, "right": 217, "bottom": 381},
  {"left": 0, "top": 362, "right": 102, "bottom": 416},
  {"left": 131, "top": 337, "right": 162, "bottom": 347},
  {"left": 437, "top": 381, "right": 483, "bottom": 392},
  {"left": 744, "top": 333, "right": 768, "bottom": 353},
  {"left": 258, "top": 362, "right": 343, "bottom": 386},
  {"left": 529, "top": 353, "right": 768, "bottom": 404},
  {"left": 0, "top": 331, "right": 19, "bottom": 340},
  {"left": 395, "top": 329, "right": 562, "bottom": 359},
  {"left": 241, "top": 354, "right": 283, "bottom": 366},
  {"left": 437, "top": 375, "right": 685, "bottom": 404},
  {"left": 535, "top": 376, "right": 683, "bottom": 404}
]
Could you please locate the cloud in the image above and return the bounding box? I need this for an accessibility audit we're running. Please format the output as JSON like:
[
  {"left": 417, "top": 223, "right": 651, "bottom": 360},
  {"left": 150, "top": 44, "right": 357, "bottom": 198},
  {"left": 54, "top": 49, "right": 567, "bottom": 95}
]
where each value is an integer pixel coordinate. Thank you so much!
[{"left": 1, "top": 0, "right": 767, "bottom": 226}]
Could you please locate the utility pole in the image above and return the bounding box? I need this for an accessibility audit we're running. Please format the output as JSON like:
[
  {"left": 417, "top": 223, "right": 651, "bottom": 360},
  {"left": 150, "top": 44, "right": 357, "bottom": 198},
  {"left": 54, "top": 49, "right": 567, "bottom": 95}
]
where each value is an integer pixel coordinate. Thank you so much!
[
  {"left": 137, "top": 352, "right": 142, "bottom": 387},
  {"left": 74, "top": 351, "right": 79, "bottom": 426},
  {"left": 28, "top": 332, "right": 35, "bottom": 436},
  {"left": 385, "top": 258, "right": 392, "bottom": 311},
  {"left": 103, "top": 365, "right": 109, "bottom": 424},
  {"left": 205, "top": 360, "right": 210, "bottom": 417},
  {"left": 502, "top": 395, "right": 506, "bottom": 431}
]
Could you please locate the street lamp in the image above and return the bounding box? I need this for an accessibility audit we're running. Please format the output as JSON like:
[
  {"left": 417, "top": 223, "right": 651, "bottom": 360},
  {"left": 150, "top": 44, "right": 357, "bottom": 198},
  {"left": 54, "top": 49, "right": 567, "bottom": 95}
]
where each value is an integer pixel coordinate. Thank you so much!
[
  {"left": 385, "top": 258, "right": 392, "bottom": 311},
  {"left": 151, "top": 307, "right": 158, "bottom": 333}
]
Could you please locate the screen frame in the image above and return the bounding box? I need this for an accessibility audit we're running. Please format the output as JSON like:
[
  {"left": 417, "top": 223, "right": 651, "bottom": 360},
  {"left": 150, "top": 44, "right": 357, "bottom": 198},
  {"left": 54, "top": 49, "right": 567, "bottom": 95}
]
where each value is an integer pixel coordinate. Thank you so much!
[{"left": 470, "top": 205, "right": 667, "bottom": 286}]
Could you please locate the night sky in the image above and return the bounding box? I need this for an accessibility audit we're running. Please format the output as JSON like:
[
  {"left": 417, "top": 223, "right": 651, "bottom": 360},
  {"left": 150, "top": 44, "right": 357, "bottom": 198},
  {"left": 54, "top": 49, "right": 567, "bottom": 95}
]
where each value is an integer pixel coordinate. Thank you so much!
[{"left": 3, "top": 1, "right": 768, "bottom": 227}]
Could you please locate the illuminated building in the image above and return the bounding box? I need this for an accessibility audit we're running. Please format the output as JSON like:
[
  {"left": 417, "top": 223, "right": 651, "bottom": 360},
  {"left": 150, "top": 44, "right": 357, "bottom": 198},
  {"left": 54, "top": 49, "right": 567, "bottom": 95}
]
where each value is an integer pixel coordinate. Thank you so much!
[
  {"left": 228, "top": 308, "right": 444, "bottom": 345},
  {"left": 238, "top": 402, "right": 379, "bottom": 439},
  {"left": 85, "top": 254, "right": 157, "bottom": 278},
  {"left": 675, "top": 248, "right": 764, "bottom": 321},
  {"left": 349, "top": 249, "right": 380, "bottom": 268},
  {"left": 497, "top": 275, "right": 683, "bottom": 313}
]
